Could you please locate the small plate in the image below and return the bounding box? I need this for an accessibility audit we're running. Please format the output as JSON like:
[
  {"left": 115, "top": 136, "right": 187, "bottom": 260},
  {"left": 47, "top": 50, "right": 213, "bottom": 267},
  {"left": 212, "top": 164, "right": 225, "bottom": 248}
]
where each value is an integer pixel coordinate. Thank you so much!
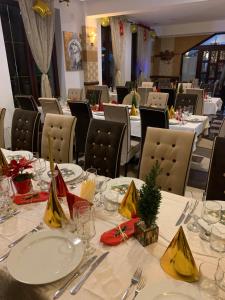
[
  {"left": 7, "top": 230, "right": 84, "bottom": 284},
  {"left": 4, "top": 150, "right": 33, "bottom": 162}
]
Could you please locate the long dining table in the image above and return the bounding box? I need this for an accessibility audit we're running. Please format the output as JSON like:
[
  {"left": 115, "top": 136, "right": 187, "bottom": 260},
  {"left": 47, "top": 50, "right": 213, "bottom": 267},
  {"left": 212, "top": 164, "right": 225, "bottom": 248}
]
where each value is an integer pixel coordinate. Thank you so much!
[{"left": 0, "top": 161, "right": 223, "bottom": 299}]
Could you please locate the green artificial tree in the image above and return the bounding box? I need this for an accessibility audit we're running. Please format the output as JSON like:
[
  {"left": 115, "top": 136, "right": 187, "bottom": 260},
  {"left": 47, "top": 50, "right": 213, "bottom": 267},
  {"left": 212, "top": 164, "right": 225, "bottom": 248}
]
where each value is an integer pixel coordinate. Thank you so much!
[
  {"left": 131, "top": 91, "right": 137, "bottom": 108},
  {"left": 178, "top": 83, "right": 184, "bottom": 94}
]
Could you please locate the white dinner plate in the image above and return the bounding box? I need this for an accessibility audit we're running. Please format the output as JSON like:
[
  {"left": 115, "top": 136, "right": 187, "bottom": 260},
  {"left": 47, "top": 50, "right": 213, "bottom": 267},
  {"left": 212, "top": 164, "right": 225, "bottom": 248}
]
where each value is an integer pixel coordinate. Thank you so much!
[
  {"left": 136, "top": 280, "right": 200, "bottom": 300},
  {"left": 93, "top": 111, "right": 104, "bottom": 116},
  {"left": 7, "top": 230, "right": 84, "bottom": 284},
  {"left": 169, "top": 119, "right": 180, "bottom": 125},
  {"left": 41, "top": 163, "right": 83, "bottom": 183},
  {"left": 184, "top": 116, "right": 202, "bottom": 123},
  {"left": 106, "top": 177, "right": 144, "bottom": 203},
  {"left": 3, "top": 150, "right": 33, "bottom": 162},
  {"left": 130, "top": 115, "right": 140, "bottom": 120}
]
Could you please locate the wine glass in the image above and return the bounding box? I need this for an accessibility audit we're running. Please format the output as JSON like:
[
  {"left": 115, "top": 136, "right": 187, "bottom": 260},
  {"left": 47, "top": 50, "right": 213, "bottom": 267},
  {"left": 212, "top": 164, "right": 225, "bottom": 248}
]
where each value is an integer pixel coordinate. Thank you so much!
[
  {"left": 0, "top": 176, "right": 14, "bottom": 220},
  {"left": 215, "top": 257, "right": 225, "bottom": 299},
  {"left": 95, "top": 176, "right": 108, "bottom": 207},
  {"left": 74, "top": 204, "right": 96, "bottom": 256},
  {"left": 32, "top": 157, "right": 48, "bottom": 191},
  {"left": 199, "top": 201, "right": 221, "bottom": 241},
  {"left": 187, "top": 199, "right": 200, "bottom": 233}
]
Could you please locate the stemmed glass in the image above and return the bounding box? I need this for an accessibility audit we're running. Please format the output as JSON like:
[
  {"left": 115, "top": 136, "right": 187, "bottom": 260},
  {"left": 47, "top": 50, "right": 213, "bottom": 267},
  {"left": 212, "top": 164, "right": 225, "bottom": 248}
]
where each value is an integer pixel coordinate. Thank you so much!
[
  {"left": 95, "top": 176, "right": 108, "bottom": 207},
  {"left": 32, "top": 156, "right": 48, "bottom": 191},
  {"left": 187, "top": 199, "right": 200, "bottom": 233},
  {"left": 199, "top": 201, "right": 221, "bottom": 241},
  {"left": 215, "top": 257, "right": 225, "bottom": 299}
]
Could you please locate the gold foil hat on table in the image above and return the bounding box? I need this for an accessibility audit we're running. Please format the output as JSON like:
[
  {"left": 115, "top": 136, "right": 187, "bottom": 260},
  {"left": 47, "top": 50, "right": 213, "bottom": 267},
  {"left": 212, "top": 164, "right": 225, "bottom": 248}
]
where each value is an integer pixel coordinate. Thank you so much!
[
  {"left": 160, "top": 226, "right": 199, "bottom": 282},
  {"left": 0, "top": 149, "right": 8, "bottom": 176},
  {"left": 80, "top": 178, "right": 96, "bottom": 203},
  {"left": 118, "top": 180, "right": 139, "bottom": 219}
]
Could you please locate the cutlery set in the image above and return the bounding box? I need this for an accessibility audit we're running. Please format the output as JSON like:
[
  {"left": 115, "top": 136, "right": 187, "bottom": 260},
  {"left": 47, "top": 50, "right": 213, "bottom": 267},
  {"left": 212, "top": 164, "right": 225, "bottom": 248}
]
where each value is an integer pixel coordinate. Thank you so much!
[
  {"left": 121, "top": 267, "right": 145, "bottom": 300},
  {"left": 175, "top": 199, "right": 199, "bottom": 226},
  {"left": 0, "top": 210, "right": 20, "bottom": 224}
]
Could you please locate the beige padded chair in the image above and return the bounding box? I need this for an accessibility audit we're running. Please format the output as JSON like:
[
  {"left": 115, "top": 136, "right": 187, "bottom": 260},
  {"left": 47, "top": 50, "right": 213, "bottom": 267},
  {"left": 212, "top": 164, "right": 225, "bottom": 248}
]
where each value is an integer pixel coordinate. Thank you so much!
[
  {"left": 186, "top": 88, "right": 204, "bottom": 115},
  {"left": 41, "top": 113, "right": 76, "bottom": 163},
  {"left": 177, "top": 82, "right": 192, "bottom": 92},
  {"left": 104, "top": 103, "right": 140, "bottom": 175},
  {"left": 137, "top": 87, "right": 153, "bottom": 106},
  {"left": 147, "top": 92, "right": 169, "bottom": 109},
  {"left": 122, "top": 91, "right": 141, "bottom": 106},
  {"left": 142, "top": 82, "right": 154, "bottom": 88},
  {"left": 38, "top": 98, "right": 63, "bottom": 119},
  {"left": 94, "top": 85, "right": 110, "bottom": 103},
  {"left": 68, "top": 88, "right": 84, "bottom": 101},
  {"left": 0, "top": 108, "right": 6, "bottom": 148},
  {"left": 139, "top": 127, "right": 195, "bottom": 196}
]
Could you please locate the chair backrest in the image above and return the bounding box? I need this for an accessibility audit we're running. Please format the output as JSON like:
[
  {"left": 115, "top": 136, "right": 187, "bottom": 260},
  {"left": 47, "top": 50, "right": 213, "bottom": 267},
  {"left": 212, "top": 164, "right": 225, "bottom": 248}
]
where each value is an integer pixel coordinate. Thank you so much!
[
  {"left": 137, "top": 87, "right": 153, "bottom": 106},
  {"left": 86, "top": 89, "right": 102, "bottom": 106},
  {"left": 186, "top": 88, "right": 204, "bottom": 115},
  {"left": 104, "top": 104, "right": 130, "bottom": 165},
  {"left": 122, "top": 91, "right": 141, "bottom": 106},
  {"left": 125, "top": 81, "right": 135, "bottom": 91},
  {"left": 177, "top": 82, "right": 192, "bottom": 92},
  {"left": 142, "top": 82, "right": 154, "bottom": 88},
  {"left": 160, "top": 88, "right": 176, "bottom": 108},
  {"left": 11, "top": 109, "right": 41, "bottom": 153},
  {"left": 116, "top": 86, "right": 129, "bottom": 104},
  {"left": 41, "top": 113, "right": 76, "bottom": 163},
  {"left": 38, "top": 98, "right": 63, "bottom": 118},
  {"left": 68, "top": 101, "right": 93, "bottom": 155},
  {"left": 206, "top": 137, "right": 225, "bottom": 200},
  {"left": 14, "top": 95, "right": 38, "bottom": 112},
  {"left": 0, "top": 108, "right": 6, "bottom": 148},
  {"left": 68, "top": 88, "right": 84, "bottom": 101},
  {"left": 139, "top": 127, "right": 195, "bottom": 196},
  {"left": 158, "top": 79, "right": 171, "bottom": 89},
  {"left": 139, "top": 106, "right": 169, "bottom": 150},
  {"left": 175, "top": 93, "right": 198, "bottom": 114},
  {"left": 94, "top": 85, "right": 110, "bottom": 103},
  {"left": 84, "top": 119, "right": 126, "bottom": 178},
  {"left": 147, "top": 92, "right": 169, "bottom": 109}
]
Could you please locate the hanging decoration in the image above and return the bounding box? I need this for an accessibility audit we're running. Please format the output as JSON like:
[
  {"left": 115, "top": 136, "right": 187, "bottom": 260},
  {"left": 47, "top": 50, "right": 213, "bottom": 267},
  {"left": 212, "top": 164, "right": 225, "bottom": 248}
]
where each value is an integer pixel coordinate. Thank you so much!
[
  {"left": 144, "top": 29, "right": 147, "bottom": 42},
  {"left": 130, "top": 23, "right": 137, "bottom": 34},
  {"left": 32, "top": 0, "right": 52, "bottom": 17},
  {"left": 119, "top": 20, "right": 124, "bottom": 36},
  {"left": 101, "top": 17, "right": 110, "bottom": 27}
]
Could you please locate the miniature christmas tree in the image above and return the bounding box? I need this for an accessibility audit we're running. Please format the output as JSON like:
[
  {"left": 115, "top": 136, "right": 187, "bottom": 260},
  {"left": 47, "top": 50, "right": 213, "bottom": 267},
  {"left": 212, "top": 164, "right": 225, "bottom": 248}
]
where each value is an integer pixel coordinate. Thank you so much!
[
  {"left": 131, "top": 91, "right": 137, "bottom": 108},
  {"left": 178, "top": 83, "right": 184, "bottom": 94}
]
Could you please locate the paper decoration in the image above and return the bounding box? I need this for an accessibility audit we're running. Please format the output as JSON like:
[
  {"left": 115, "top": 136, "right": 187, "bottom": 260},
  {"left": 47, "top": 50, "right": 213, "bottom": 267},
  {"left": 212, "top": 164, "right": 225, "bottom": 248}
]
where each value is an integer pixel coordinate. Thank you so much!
[
  {"left": 66, "top": 192, "right": 92, "bottom": 219},
  {"left": 80, "top": 179, "right": 96, "bottom": 203},
  {"left": 32, "top": 0, "right": 52, "bottom": 17},
  {"left": 160, "top": 226, "right": 199, "bottom": 282},
  {"left": 118, "top": 180, "right": 139, "bottom": 219},
  {"left": 55, "top": 165, "right": 68, "bottom": 197}
]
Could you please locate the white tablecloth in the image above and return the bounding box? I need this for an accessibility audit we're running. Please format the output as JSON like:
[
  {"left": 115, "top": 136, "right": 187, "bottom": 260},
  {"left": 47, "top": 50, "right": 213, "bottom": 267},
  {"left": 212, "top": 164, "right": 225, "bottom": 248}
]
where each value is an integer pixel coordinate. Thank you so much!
[{"left": 203, "top": 97, "right": 222, "bottom": 115}]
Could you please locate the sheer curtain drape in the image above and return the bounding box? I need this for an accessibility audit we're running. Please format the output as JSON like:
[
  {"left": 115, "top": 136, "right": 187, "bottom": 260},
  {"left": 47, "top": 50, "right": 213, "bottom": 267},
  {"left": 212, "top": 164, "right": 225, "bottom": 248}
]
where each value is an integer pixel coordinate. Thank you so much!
[
  {"left": 137, "top": 27, "right": 151, "bottom": 83},
  {"left": 19, "top": 0, "right": 55, "bottom": 97},
  {"left": 110, "top": 17, "right": 125, "bottom": 86}
]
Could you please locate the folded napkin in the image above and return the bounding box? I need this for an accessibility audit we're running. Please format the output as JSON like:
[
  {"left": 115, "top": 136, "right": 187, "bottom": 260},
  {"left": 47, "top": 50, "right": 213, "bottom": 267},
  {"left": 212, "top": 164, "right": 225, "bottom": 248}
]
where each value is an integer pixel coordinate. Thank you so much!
[
  {"left": 55, "top": 165, "right": 68, "bottom": 197},
  {"left": 66, "top": 192, "right": 92, "bottom": 219},
  {"left": 80, "top": 179, "right": 96, "bottom": 203},
  {"left": 100, "top": 218, "right": 139, "bottom": 246},
  {"left": 130, "top": 104, "right": 138, "bottom": 116},
  {"left": 13, "top": 192, "right": 49, "bottom": 205},
  {"left": 118, "top": 180, "right": 139, "bottom": 219},
  {"left": 160, "top": 226, "right": 199, "bottom": 282}
]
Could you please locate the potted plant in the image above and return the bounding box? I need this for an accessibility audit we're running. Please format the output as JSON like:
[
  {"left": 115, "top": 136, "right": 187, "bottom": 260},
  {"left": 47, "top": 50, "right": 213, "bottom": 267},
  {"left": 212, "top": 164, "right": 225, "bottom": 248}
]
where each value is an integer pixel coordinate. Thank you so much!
[
  {"left": 3, "top": 157, "right": 33, "bottom": 194},
  {"left": 135, "top": 161, "right": 162, "bottom": 247}
]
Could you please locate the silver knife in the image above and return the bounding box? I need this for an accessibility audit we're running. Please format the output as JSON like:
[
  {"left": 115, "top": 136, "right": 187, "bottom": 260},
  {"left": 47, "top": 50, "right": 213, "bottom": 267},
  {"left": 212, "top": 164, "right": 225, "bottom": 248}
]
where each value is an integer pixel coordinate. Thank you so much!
[
  {"left": 184, "top": 200, "right": 198, "bottom": 224},
  {"left": 53, "top": 255, "right": 97, "bottom": 299},
  {"left": 70, "top": 252, "right": 109, "bottom": 295},
  {"left": 175, "top": 202, "right": 189, "bottom": 226}
]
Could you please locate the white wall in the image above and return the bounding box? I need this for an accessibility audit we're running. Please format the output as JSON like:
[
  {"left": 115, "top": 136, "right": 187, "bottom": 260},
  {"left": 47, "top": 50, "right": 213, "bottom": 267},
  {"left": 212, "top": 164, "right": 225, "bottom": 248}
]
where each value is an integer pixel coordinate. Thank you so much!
[{"left": 0, "top": 18, "right": 14, "bottom": 148}]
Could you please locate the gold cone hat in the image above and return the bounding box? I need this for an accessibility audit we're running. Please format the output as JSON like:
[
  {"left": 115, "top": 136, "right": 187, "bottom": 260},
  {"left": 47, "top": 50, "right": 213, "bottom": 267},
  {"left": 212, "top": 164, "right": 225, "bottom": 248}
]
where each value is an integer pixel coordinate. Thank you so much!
[
  {"left": 160, "top": 226, "right": 199, "bottom": 282},
  {"left": 0, "top": 148, "right": 8, "bottom": 175},
  {"left": 118, "top": 180, "right": 138, "bottom": 219}
]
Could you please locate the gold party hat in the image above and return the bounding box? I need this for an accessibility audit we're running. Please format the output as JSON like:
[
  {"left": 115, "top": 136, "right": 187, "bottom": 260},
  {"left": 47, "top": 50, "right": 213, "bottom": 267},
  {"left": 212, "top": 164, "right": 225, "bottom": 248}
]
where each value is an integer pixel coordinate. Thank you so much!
[
  {"left": 118, "top": 180, "right": 139, "bottom": 219},
  {"left": 160, "top": 226, "right": 199, "bottom": 282},
  {"left": 130, "top": 104, "right": 138, "bottom": 116},
  {"left": 0, "top": 149, "right": 8, "bottom": 175}
]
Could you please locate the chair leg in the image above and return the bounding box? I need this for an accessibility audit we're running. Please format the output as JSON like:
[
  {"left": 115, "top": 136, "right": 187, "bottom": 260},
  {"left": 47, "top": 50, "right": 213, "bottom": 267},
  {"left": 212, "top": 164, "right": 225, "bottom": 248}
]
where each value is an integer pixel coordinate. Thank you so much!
[{"left": 124, "top": 163, "right": 128, "bottom": 177}]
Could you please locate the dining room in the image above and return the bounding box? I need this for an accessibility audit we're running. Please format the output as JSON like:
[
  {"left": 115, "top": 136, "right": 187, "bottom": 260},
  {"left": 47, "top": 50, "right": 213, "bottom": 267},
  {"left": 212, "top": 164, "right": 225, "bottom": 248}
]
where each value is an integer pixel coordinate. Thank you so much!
[{"left": 0, "top": 0, "right": 225, "bottom": 299}]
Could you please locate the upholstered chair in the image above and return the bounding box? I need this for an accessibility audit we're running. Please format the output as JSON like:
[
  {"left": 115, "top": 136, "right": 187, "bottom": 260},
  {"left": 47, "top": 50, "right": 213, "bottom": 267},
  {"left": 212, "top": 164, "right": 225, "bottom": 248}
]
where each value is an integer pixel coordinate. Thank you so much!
[
  {"left": 177, "top": 82, "right": 192, "bottom": 92},
  {"left": 84, "top": 119, "right": 126, "bottom": 178},
  {"left": 175, "top": 93, "right": 198, "bottom": 114},
  {"left": 206, "top": 137, "right": 225, "bottom": 200},
  {"left": 116, "top": 86, "right": 129, "bottom": 104},
  {"left": 94, "top": 85, "right": 110, "bottom": 103},
  {"left": 160, "top": 88, "right": 176, "bottom": 108},
  {"left": 186, "top": 88, "right": 204, "bottom": 115},
  {"left": 0, "top": 108, "right": 6, "bottom": 148},
  {"left": 158, "top": 79, "right": 171, "bottom": 89},
  {"left": 41, "top": 114, "right": 76, "bottom": 163},
  {"left": 147, "top": 92, "right": 169, "bottom": 109},
  {"left": 125, "top": 81, "right": 135, "bottom": 91},
  {"left": 14, "top": 95, "right": 38, "bottom": 111},
  {"left": 11, "top": 109, "right": 41, "bottom": 153},
  {"left": 137, "top": 87, "right": 153, "bottom": 106},
  {"left": 142, "top": 82, "right": 154, "bottom": 88},
  {"left": 104, "top": 104, "right": 140, "bottom": 175},
  {"left": 68, "top": 88, "right": 84, "bottom": 101},
  {"left": 38, "top": 98, "right": 63, "bottom": 119},
  {"left": 139, "top": 127, "right": 195, "bottom": 196},
  {"left": 86, "top": 89, "right": 102, "bottom": 106},
  {"left": 68, "top": 101, "right": 93, "bottom": 164},
  {"left": 122, "top": 91, "right": 141, "bottom": 106},
  {"left": 139, "top": 107, "right": 169, "bottom": 150}
]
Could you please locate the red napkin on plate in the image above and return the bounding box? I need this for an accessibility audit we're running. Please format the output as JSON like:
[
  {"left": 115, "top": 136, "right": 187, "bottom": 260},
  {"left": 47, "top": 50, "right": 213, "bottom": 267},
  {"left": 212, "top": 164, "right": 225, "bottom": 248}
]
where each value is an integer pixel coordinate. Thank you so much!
[
  {"left": 55, "top": 165, "right": 68, "bottom": 197},
  {"left": 66, "top": 192, "right": 92, "bottom": 219},
  {"left": 100, "top": 218, "right": 139, "bottom": 246},
  {"left": 13, "top": 192, "right": 49, "bottom": 205}
]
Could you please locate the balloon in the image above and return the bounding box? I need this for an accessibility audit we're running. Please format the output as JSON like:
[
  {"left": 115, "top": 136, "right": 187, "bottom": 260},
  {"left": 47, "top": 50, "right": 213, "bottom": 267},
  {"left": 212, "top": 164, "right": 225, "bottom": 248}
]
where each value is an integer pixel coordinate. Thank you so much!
[
  {"left": 101, "top": 17, "right": 110, "bottom": 27},
  {"left": 130, "top": 24, "right": 137, "bottom": 34},
  {"left": 32, "top": 0, "right": 52, "bottom": 17}
]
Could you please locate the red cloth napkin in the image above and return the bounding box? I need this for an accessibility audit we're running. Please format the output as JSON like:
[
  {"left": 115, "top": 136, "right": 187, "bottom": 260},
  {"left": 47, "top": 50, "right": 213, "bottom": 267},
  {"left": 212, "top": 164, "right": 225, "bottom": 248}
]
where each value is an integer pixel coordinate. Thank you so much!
[
  {"left": 100, "top": 218, "right": 139, "bottom": 246},
  {"left": 13, "top": 192, "right": 49, "bottom": 205},
  {"left": 55, "top": 165, "right": 68, "bottom": 197},
  {"left": 66, "top": 192, "right": 92, "bottom": 219}
]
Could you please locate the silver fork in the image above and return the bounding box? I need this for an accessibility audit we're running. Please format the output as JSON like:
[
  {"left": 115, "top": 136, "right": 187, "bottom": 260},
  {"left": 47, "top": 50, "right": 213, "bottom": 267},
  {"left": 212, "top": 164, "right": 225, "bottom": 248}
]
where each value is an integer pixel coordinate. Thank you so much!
[
  {"left": 132, "top": 277, "right": 145, "bottom": 300},
  {"left": 121, "top": 267, "right": 142, "bottom": 300}
]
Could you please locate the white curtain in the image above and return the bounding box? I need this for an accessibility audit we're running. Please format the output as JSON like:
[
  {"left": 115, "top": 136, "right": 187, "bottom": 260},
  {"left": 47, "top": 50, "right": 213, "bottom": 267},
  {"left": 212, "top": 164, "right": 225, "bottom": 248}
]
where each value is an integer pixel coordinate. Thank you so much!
[
  {"left": 137, "top": 27, "right": 151, "bottom": 83},
  {"left": 110, "top": 17, "right": 125, "bottom": 86},
  {"left": 19, "top": 0, "right": 55, "bottom": 97}
]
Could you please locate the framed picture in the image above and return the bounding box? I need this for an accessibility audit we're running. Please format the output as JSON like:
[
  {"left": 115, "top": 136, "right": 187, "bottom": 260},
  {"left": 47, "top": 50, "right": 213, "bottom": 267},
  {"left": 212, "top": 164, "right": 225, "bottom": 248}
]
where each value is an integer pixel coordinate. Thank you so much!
[{"left": 63, "top": 32, "right": 82, "bottom": 71}]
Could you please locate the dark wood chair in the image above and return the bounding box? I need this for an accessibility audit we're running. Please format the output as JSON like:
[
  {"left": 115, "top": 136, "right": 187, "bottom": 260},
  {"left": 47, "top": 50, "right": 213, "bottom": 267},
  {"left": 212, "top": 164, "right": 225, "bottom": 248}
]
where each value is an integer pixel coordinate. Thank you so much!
[
  {"left": 160, "top": 88, "right": 176, "bottom": 108},
  {"left": 14, "top": 95, "right": 39, "bottom": 111},
  {"left": 116, "top": 86, "right": 129, "bottom": 104},
  {"left": 175, "top": 93, "right": 198, "bottom": 114},
  {"left": 86, "top": 89, "right": 102, "bottom": 106}
]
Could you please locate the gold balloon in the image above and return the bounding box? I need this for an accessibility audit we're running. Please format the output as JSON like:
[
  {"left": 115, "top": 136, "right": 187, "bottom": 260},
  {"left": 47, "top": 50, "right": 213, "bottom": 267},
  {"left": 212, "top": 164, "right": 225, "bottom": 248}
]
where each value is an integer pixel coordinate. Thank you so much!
[
  {"left": 130, "top": 24, "right": 137, "bottom": 34},
  {"left": 101, "top": 17, "right": 110, "bottom": 27},
  {"left": 32, "top": 0, "right": 52, "bottom": 17}
]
